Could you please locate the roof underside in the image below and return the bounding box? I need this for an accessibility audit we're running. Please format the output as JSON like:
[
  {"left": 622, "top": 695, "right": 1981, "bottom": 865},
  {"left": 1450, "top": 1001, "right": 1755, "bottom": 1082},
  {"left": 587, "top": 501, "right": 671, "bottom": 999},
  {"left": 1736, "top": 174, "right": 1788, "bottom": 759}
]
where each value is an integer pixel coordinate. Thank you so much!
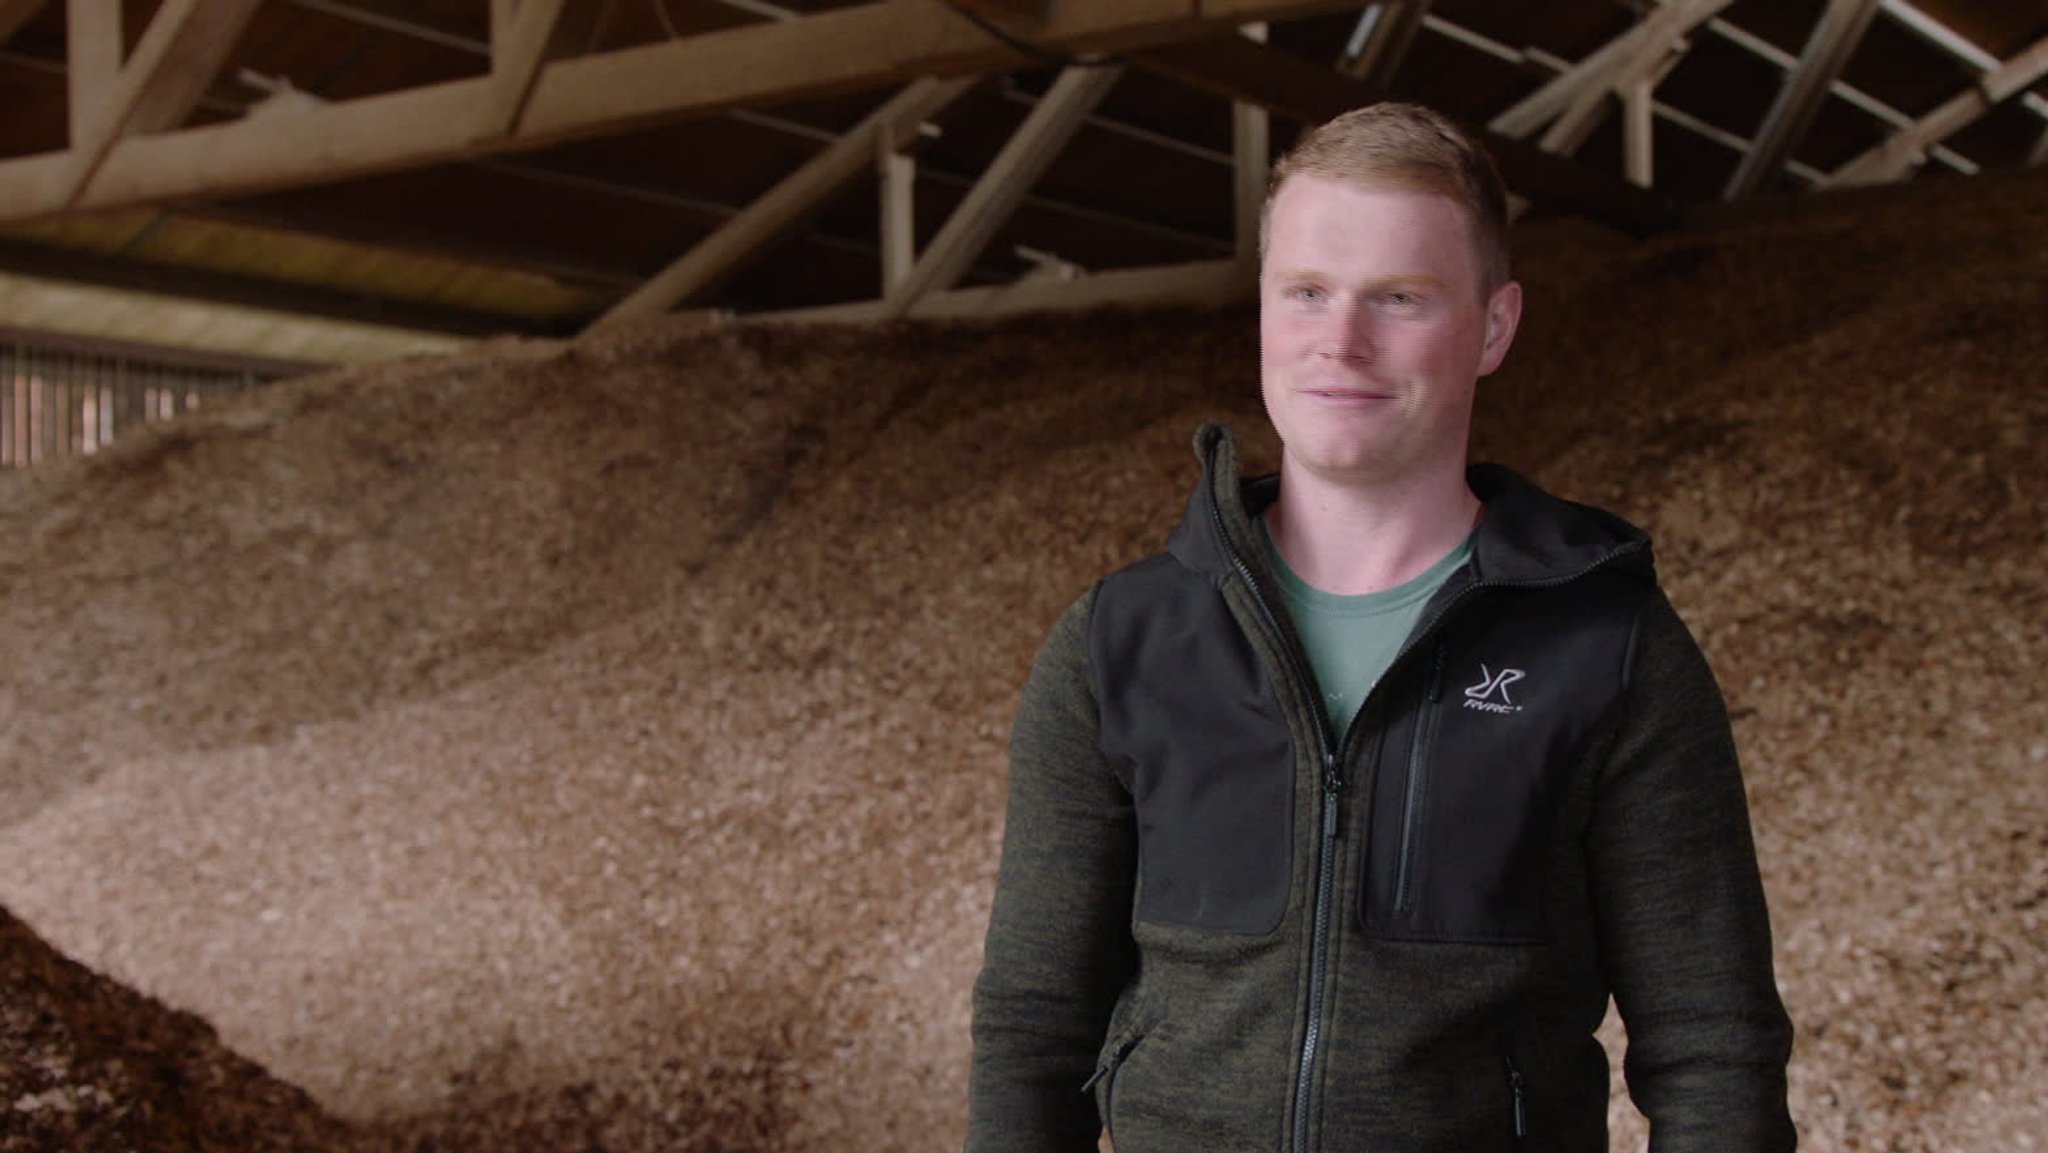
[{"left": 0, "top": 0, "right": 2042, "bottom": 361}]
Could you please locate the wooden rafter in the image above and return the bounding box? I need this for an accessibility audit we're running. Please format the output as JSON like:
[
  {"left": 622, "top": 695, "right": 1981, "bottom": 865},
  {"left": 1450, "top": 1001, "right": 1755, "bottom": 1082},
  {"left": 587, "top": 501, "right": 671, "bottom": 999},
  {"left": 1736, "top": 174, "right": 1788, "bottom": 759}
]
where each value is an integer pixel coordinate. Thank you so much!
[
  {"left": 483, "top": 0, "right": 570, "bottom": 139},
  {"left": 1622, "top": 73, "right": 1657, "bottom": 186},
  {"left": 1234, "top": 22, "right": 1269, "bottom": 264},
  {"left": 1538, "top": 18, "right": 1693, "bottom": 157},
  {"left": 0, "top": 0, "right": 1364, "bottom": 225},
  {"left": 942, "top": 0, "right": 1053, "bottom": 22},
  {"left": 1129, "top": 33, "right": 1677, "bottom": 233},
  {"left": 879, "top": 141, "right": 918, "bottom": 295},
  {"left": 1723, "top": 0, "right": 1881, "bottom": 199},
  {"left": 766, "top": 257, "right": 1247, "bottom": 324},
  {"left": 60, "top": 0, "right": 264, "bottom": 206},
  {"left": 882, "top": 64, "right": 1123, "bottom": 317},
  {"left": 0, "top": 234, "right": 524, "bottom": 339},
  {"left": 1337, "top": 0, "right": 1432, "bottom": 96},
  {"left": 1490, "top": 0, "right": 1735, "bottom": 142},
  {"left": 589, "top": 75, "right": 978, "bottom": 331},
  {"left": 1827, "top": 34, "right": 2048, "bottom": 186},
  {"left": 65, "top": 0, "right": 119, "bottom": 149},
  {"left": 0, "top": 0, "right": 45, "bottom": 46}
]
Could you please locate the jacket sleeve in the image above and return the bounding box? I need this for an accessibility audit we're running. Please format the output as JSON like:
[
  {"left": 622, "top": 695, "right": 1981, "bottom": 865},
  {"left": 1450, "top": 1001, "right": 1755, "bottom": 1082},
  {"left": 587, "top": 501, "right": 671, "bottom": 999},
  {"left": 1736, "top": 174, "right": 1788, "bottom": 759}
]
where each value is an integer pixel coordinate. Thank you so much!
[
  {"left": 1590, "top": 592, "right": 1797, "bottom": 1152},
  {"left": 965, "top": 590, "right": 1138, "bottom": 1153}
]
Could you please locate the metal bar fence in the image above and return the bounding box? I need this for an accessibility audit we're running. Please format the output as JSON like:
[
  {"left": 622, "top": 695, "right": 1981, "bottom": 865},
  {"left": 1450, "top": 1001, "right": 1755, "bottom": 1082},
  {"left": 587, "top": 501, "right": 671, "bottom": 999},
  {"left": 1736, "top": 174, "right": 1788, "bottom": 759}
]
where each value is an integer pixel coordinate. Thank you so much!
[{"left": 0, "top": 331, "right": 315, "bottom": 470}]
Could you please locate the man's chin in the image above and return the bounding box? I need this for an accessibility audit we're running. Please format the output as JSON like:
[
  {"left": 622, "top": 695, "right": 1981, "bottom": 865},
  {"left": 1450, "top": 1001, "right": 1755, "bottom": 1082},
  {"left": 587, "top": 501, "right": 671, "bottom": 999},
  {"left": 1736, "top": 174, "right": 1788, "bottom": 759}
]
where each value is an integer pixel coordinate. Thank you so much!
[{"left": 1284, "top": 445, "right": 1395, "bottom": 483}]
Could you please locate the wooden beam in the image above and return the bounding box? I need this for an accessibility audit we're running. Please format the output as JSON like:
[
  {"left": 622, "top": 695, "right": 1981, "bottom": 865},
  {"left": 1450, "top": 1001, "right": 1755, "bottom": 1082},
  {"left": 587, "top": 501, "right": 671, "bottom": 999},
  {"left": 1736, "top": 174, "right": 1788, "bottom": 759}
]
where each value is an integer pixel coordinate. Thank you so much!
[
  {"left": 65, "top": 0, "right": 120, "bottom": 149},
  {"left": 1233, "top": 23, "right": 1269, "bottom": 264},
  {"left": 879, "top": 141, "right": 918, "bottom": 294},
  {"left": 515, "top": 0, "right": 1331, "bottom": 144},
  {"left": 1827, "top": 34, "right": 2048, "bottom": 186},
  {"left": 61, "top": 0, "right": 264, "bottom": 205},
  {"left": 589, "top": 75, "right": 977, "bottom": 331},
  {"left": 0, "top": 0, "right": 1366, "bottom": 224},
  {"left": 1490, "top": 0, "right": 1734, "bottom": 141},
  {"left": 1134, "top": 34, "right": 1355, "bottom": 124},
  {"left": 0, "top": 0, "right": 47, "bottom": 46},
  {"left": 763, "top": 257, "right": 1250, "bottom": 323},
  {"left": 491, "top": 0, "right": 516, "bottom": 46},
  {"left": 883, "top": 64, "right": 1122, "bottom": 316},
  {"left": 0, "top": 235, "right": 536, "bottom": 338},
  {"left": 1723, "top": 0, "right": 1880, "bottom": 199},
  {"left": 1336, "top": 0, "right": 1432, "bottom": 95},
  {"left": 1201, "top": 0, "right": 1349, "bottom": 19},
  {"left": 942, "top": 0, "right": 1052, "bottom": 23},
  {"left": 1622, "top": 74, "right": 1656, "bottom": 186},
  {"left": 483, "top": 0, "right": 571, "bottom": 139},
  {"left": 1233, "top": 97, "right": 1268, "bottom": 260},
  {"left": 1538, "top": 21, "right": 1692, "bottom": 158},
  {"left": 1130, "top": 34, "right": 1678, "bottom": 233},
  {"left": 106, "top": 0, "right": 262, "bottom": 136}
]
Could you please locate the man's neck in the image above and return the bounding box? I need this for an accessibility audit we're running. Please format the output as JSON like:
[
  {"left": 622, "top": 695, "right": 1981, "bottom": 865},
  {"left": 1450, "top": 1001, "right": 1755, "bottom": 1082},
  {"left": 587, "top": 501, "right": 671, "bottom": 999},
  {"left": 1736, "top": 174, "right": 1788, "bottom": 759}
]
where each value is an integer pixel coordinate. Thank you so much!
[{"left": 1265, "top": 457, "right": 1482, "bottom": 596}]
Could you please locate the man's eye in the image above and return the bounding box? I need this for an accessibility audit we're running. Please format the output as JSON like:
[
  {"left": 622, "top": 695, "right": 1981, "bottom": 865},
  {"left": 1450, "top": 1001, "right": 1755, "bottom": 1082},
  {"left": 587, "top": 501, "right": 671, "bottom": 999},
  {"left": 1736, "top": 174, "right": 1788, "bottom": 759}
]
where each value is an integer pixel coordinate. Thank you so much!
[
  {"left": 1288, "top": 285, "right": 1325, "bottom": 303},
  {"left": 1385, "top": 291, "right": 1419, "bottom": 307}
]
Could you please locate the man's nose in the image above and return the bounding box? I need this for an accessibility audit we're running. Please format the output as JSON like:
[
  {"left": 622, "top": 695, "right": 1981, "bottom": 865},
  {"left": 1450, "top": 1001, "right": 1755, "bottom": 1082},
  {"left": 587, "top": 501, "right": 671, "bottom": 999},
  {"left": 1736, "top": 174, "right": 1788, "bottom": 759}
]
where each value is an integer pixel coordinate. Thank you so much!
[{"left": 1317, "top": 300, "right": 1375, "bottom": 361}]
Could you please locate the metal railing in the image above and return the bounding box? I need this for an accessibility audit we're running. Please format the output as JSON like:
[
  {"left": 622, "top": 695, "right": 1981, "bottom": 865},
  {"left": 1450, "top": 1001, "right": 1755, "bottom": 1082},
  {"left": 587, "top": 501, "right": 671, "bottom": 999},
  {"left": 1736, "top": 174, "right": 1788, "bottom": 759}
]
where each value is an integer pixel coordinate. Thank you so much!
[{"left": 0, "top": 328, "right": 312, "bottom": 469}]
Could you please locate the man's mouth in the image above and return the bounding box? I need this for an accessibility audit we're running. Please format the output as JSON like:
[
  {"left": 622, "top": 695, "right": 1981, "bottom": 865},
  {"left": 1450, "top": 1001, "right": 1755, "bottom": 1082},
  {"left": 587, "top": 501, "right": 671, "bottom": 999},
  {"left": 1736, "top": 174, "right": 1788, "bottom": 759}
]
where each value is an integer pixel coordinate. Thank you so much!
[{"left": 1303, "top": 385, "right": 1393, "bottom": 401}]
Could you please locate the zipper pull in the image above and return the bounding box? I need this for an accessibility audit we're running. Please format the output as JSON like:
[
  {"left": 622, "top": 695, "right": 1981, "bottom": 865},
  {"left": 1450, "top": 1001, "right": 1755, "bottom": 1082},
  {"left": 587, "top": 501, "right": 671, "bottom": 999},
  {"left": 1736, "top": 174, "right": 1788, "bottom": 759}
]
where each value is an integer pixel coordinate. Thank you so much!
[
  {"left": 1321, "top": 750, "right": 1343, "bottom": 838},
  {"left": 1084, "top": 1032, "right": 1143, "bottom": 1095},
  {"left": 1505, "top": 1057, "right": 1527, "bottom": 1139}
]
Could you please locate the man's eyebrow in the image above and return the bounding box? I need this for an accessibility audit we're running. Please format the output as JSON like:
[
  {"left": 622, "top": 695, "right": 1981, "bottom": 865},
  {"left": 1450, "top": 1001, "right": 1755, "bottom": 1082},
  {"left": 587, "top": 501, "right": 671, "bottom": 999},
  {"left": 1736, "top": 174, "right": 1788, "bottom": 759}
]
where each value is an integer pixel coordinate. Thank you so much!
[
  {"left": 1369, "top": 274, "right": 1449, "bottom": 291},
  {"left": 1269, "top": 270, "right": 1451, "bottom": 290}
]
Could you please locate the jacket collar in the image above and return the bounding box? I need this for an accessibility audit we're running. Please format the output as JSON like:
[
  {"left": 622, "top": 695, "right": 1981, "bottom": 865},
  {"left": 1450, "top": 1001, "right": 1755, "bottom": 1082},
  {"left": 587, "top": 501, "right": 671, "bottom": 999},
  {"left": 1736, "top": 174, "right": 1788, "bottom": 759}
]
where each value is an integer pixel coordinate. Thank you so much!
[{"left": 1168, "top": 422, "right": 1653, "bottom": 587}]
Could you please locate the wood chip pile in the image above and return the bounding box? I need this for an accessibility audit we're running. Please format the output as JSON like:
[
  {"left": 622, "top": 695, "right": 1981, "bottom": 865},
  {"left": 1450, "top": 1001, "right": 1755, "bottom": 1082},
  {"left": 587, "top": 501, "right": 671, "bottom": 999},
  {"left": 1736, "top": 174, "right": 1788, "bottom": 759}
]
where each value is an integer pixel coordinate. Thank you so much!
[{"left": 0, "top": 165, "right": 2042, "bottom": 1152}]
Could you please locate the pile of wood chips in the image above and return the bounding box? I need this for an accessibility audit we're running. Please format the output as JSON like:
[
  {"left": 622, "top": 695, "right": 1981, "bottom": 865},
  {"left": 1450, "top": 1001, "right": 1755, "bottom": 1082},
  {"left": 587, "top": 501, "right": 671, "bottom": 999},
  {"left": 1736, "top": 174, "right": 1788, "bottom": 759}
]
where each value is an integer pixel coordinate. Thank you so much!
[{"left": 1, "top": 164, "right": 2042, "bottom": 1152}]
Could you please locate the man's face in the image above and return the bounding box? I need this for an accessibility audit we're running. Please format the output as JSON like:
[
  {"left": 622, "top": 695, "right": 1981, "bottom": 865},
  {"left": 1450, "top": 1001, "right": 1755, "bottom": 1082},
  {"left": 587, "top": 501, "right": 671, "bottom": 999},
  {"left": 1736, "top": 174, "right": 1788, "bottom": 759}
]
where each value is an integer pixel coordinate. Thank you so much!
[{"left": 1258, "top": 174, "right": 1521, "bottom": 488}]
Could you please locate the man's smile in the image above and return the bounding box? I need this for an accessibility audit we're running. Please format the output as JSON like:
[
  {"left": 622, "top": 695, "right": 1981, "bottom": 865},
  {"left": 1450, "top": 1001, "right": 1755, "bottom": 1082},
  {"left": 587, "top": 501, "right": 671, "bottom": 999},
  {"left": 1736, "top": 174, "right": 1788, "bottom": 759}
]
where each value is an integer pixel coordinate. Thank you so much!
[{"left": 1298, "top": 380, "right": 1396, "bottom": 402}]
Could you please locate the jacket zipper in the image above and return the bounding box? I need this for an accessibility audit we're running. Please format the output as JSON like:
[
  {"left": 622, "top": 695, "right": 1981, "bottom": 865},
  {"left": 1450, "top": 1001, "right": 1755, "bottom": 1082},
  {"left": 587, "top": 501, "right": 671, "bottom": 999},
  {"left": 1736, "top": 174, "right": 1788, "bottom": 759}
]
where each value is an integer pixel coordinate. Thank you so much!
[{"left": 1204, "top": 485, "right": 1341, "bottom": 1153}]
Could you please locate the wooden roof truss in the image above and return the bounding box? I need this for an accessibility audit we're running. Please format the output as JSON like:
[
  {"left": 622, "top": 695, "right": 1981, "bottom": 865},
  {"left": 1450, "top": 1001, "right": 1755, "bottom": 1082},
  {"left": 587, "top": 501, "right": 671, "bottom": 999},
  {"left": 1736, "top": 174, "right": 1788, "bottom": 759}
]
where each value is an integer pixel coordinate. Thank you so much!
[
  {"left": 0, "top": 0, "right": 2043, "bottom": 345},
  {"left": 1826, "top": 27, "right": 2048, "bottom": 185}
]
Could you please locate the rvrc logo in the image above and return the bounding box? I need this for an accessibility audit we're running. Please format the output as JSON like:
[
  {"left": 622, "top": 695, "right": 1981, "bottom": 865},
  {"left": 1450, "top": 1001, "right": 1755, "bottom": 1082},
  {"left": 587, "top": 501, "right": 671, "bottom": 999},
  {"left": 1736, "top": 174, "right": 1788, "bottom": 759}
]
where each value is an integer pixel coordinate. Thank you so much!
[{"left": 1463, "top": 665, "right": 1525, "bottom": 715}]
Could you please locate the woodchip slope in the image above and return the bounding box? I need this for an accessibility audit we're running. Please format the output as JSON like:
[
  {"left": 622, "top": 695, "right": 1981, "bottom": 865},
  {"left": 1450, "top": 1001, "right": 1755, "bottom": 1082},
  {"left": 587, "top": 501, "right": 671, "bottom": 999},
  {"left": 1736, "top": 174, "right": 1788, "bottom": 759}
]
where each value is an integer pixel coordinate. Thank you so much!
[{"left": 2, "top": 165, "right": 2044, "bottom": 1152}]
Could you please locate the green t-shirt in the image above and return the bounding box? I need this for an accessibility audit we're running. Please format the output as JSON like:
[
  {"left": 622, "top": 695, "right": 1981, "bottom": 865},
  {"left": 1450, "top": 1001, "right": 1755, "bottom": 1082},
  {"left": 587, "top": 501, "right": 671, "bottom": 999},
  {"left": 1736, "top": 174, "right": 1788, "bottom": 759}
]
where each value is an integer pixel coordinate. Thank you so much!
[{"left": 1260, "top": 518, "right": 1474, "bottom": 742}]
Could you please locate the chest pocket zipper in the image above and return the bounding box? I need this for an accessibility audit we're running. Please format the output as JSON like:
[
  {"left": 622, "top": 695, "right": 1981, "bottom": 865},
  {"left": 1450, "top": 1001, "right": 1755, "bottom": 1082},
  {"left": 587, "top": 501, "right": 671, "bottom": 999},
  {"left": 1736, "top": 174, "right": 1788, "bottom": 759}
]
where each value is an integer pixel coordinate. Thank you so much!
[{"left": 1393, "top": 641, "right": 1448, "bottom": 915}]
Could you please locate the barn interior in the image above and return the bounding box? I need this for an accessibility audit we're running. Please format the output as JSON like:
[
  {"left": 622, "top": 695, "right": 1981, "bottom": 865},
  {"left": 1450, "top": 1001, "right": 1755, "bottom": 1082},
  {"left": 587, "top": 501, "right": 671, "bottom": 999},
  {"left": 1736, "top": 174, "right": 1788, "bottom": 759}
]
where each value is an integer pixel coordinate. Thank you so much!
[
  {"left": 1, "top": 1, "right": 2045, "bottom": 1150},
  {"left": 1, "top": 0, "right": 2044, "bottom": 365}
]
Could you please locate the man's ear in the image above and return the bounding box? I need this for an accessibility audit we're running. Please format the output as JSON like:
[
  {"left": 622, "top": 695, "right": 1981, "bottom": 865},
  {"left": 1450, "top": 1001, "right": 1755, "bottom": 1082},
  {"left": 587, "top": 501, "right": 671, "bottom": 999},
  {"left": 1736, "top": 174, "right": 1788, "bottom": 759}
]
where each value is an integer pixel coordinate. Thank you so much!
[{"left": 1478, "top": 280, "right": 1523, "bottom": 376}]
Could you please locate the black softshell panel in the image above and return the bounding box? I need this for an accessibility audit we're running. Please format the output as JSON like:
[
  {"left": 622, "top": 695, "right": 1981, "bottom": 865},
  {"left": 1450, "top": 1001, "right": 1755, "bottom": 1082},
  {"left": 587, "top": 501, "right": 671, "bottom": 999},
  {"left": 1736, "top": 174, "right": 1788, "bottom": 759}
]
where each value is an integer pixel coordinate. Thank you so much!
[
  {"left": 1362, "top": 576, "right": 1645, "bottom": 943},
  {"left": 1091, "top": 557, "right": 1296, "bottom": 935}
]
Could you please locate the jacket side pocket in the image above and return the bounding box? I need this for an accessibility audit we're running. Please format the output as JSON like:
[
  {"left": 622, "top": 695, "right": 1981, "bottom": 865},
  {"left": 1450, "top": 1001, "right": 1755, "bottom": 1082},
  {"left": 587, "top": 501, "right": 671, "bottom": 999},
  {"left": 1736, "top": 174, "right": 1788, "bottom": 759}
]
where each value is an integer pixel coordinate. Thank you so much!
[{"left": 1083, "top": 1027, "right": 1148, "bottom": 1145}]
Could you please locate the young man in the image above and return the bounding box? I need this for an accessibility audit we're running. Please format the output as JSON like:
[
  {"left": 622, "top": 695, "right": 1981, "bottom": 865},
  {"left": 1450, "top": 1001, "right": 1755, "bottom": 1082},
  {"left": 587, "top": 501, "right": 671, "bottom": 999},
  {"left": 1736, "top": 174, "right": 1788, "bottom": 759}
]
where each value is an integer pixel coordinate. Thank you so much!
[{"left": 965, "top": 102, "right": 1797, "bottom": 1152}]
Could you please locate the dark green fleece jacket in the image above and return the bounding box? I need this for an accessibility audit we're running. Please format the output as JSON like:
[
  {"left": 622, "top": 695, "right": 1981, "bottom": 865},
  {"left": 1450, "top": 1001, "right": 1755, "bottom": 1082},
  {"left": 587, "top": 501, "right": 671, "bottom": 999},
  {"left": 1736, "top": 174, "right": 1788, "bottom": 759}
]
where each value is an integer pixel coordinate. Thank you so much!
[{"left": 966, "top": 425, "right": 1794, "bottom": 1153}]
